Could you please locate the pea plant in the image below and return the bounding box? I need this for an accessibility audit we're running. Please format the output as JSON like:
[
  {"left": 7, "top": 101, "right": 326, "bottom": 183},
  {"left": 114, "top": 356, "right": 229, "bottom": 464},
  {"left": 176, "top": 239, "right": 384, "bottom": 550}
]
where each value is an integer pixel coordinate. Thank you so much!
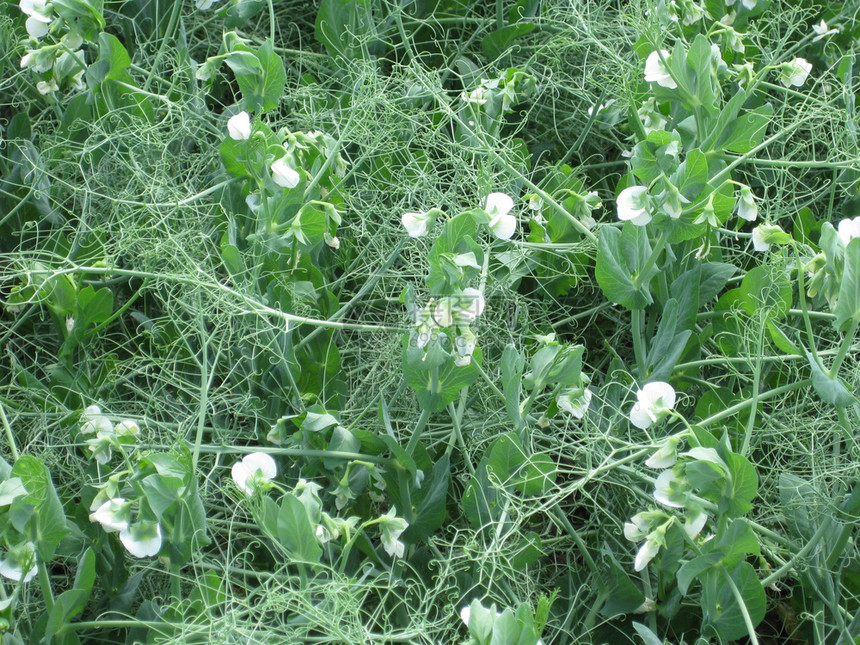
[{"left": 1, "top": 0, "right": 858, "bottom": 643}]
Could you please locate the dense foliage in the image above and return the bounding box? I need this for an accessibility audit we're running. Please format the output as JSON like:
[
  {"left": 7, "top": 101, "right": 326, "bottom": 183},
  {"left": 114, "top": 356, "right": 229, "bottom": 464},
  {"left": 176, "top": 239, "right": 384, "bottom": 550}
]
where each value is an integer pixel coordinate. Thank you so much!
[{"left": 1, "top": 0, "right": 859, "bottom": 643}]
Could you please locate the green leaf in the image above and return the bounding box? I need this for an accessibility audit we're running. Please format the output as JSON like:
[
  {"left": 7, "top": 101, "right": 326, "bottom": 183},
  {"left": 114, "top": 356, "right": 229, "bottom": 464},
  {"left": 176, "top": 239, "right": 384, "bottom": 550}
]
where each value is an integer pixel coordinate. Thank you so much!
[
  {"left": 722, "top": 452, "right": 758, "bottom": 517},
  {"left": 51, "top": 0, "right": 105, "bottom": 40},
  {"left": 670, "top": 262, "right": 737, "bottom": 330},
  {"left": 685, "top": 35, "right": 719, "bottom": 115},
  {"left": 677, "top": 552, "right": 723, "bottom": 595},
  {"left": 86, "top": 33, "right": 131, "bottom": 84},
  {"left": 517, "top": 454, "right": 556, "bottom": 497},
  {"left": 713, "top": 518, "right": 759, "bottom": 567},
  {"left": 779, "top": 473, "right": 816, "bottom": 539},
  {"left": 140, "top": 474, "right": 184, "bottom": 518},
  {"left": 10, "top": 456, "right": 69, "bottom": 560},
  {"left": 487, "top": 433, "right": 528, "bottom": 486},
  {"left": 314, "top": 0, "right": 375, "bottom": 61},
  {"left": 232, "top": 39, "right": 286, "bottom": 113},
  {"left": 766, "top": 320, "right": 801, "bottom": 355},
  {"left": 632, "top": 622, "right": 665, "bottom": 645},
  {"left": 704, "top": 562, "right": 766, "bottom": 641},
  {"left": 501, "top": 344, "right": 525, "bottom": 429},
  {"left": 277, "top": 494, "right": 323, "bottom": 562},
  {"left": 77, "top": 286, "right": 113, "bottom": 324},
  {"left": 805, "top": 349, "right": 856, "bottom": 407},
  {"left": 834, "top": 238, "right": 860, "bottom": 331},
  {"left": 402, "top": 454, "right": 449, "bottom": 541},
  {"left": 647, "top": 299, "right": 691, "bottom": 381},
  {"left": 675, "top": 149, "right": 709, "bottom": 199},
  {"left": 719, "top": 104, "right": 773, "bottom": 154},
  {"left": 600, "top": 557, "right": 646, "bottom": 616},
  {"left": 511, "top": 532, "right": 543, "bottom": 568},
  {"left": 739, "top": 265, "right": 792, "bottom": 319},
  {"left": 595, "top": 223, "right": 657, "bottom": 310},
  {"left": 403, "top": 342, "right": 479, "bottom": 412},
  {"left": 223, "top": 0, "right": 266, "bottom": 28},
  {"left": 43, "top": 548, "right": 96, "bottom": 640},
  {"left": 481, "top": 23, "right": 536, "bottom": 60}
]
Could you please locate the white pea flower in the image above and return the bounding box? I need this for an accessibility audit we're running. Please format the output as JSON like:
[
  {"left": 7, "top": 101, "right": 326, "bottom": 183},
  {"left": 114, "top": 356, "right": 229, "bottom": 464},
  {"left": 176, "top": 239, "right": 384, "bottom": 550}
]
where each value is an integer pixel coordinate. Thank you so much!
[
  {"left": 0, "top": 541, "right": 37, "bottom": 583},
  {"left": 271, "top": 157, "right": 301, "bottom": 188},
  {"left": 458, "top": 287, "right": 485, "bottom": 321},
  {"left": 484, "top": 192, "right": 517, "bottom": 240},
  {"left": 378, "top": 507, "right": 408, "bottom": 558},
  {"left": 684, "top": 508, "right": 708, "bottom": 538},
  {"left": 196, "top": 0, "right": 223, "bottom": 8},
  {"left": 779, "top": 58, "right": 812, "bottom": 87},
  {"left": 20, "top": 0, "right": 52, "bottom": 39},
  {"left": 623, "top": 512, "right": 651, "bottom": 542},
  {"left": 634, "top": 536, "right": 662, "bottom": 571},
  {"left": 737, "top": 185, "right": 758, "bottom": 221},
  {"left": 752, "top": 225, "right": 770, "bottom": 252},
  {"left": 65, "top": 316, "right": 75, "bottom": 334},
  {"left": 837, "top": 216, "right": 860, "bottom": 246},
  {"left": 89, "top": 498, "right": 131, "bottom": 532},
  {"left": 644, "top": 50, "right": 677, "bottom": 89},
  {"left": 653, "top": 469, "right": 690, "bottom": 508},
  {"left": 616, "top": 186, "right": 652, "bottom": 226},
  {"left": 119, "top": 520, "right": 162, "bottom": 558},
  {"left": 227, "top": 111, "right": 252, "bottom": 140},
  {"left": 324, "top": 232, "right": 340, "bottom": 250},
  {"left": 453, "top": 327, "right": 477, "bottom": 367},
  {"left": 557, "top": 386, "right": 592, "bottom": 420},
  {"left": 401, "top": 211, "right": 434, "bottom": 238},
  {"left": 231, "top": 452, "right": 277, "bottom": 495},
  {"left": 812, "top": 19, "right": 838, "bottom": 42},
  {"left": 629, "top": 382, "right": 676, "bottom": 430},
  {"left": 36, "top": 79, "right": 58, "bottom": 95},
  {"left": 645, "top": 436, "right": 679, "bottom": 469},
  {"left": 751, "top": 223, "right": 789, "bottom": 252}
]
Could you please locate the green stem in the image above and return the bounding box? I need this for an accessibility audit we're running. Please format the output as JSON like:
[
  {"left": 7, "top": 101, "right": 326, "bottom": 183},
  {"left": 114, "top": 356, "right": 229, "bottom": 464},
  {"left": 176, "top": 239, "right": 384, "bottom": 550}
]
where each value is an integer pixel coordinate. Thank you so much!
[
  {"left": 631, "top": 308, "right": 647, "bottom": 377},
  {"left": 38, "top": 559, "right": 55, "bottom": 615},
  {"left": 829, "top": 318, "right": 858, "bottom": 378},
  {"left": 405, "top": 408, "right": 431, "bottom": 455},
  {"left": 0, "top": 400, "right": 19, "bottom": 461},
  {"left": 697, "top": 379, "right": 813, "bottom": 428},
  {"left": 741, "top": 319, "right": 765, "bottom": 457},
  {"left": 722, "top": 567, "right": 760, "bottom": 645}
]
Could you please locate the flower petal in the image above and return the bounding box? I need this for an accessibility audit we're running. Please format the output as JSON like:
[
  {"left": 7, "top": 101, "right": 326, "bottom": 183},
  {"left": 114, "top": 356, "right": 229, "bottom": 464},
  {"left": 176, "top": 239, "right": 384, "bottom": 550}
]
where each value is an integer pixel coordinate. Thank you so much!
[
  {"left": 489, "top": 212, "right": 517, "bottom": 240},
  {"left": 120, "top": 522, "right": 163, "bottom": 558},
  {"left": 227, "top": 111, "right": 251, "bottom": 140},
  {"left": 401, "top": 212, "right": 430, "bottom": 238},
  {"left": 271, "top": 158, "right": 300, "bottom": 188},
  {"left": 484, "top": 192, "right": 514, "bottom": 217}
]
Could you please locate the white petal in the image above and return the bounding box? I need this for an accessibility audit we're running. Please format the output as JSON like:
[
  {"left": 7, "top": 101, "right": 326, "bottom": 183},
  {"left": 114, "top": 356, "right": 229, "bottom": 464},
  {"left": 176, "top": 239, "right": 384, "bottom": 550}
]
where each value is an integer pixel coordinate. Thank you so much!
[
  {"left": 644, "top": 50, "right": 677, "bottom": 89},
  {"left": 460, "top": 605, "right": 471, "bottom": 626},
  {"left": 120, "top": 523, "right": 162, "bottom": 558},
  {"left": 654, "top": 470, "right": 686, "bottom": 508},
  {"left": 484, "top": 192, "right": 514, "bottom": 217},
  {"left": 489, "top": 212, "right": 517, "bottom": 240},
  {"left": 227, "top": 111, "right": 251, "bottom": 140},
  {"left": 634, "top": 539, "right": 660, "bottom": 571},
  {"left": 26, "top": 16, "right": 50, "bottom": 37},
  {"left": 459, "top": 288, "right": 485, "bottom": 320},
  {"left": 244, "top": 452, "right": 277, "bottom": 478},
  {"left": 752, "top": 226, "right": 770, "bottom": 252},
  {"left": 645, "top": 450, "right": 676, "bottom": 470},
  {"left": 685, "top": 511, "right": 708, "bottom": 539},
  {"left": 640, "top": 382, "right": 676, "bottom": 409},
  {"left": 617, "top": 186, "right": 650, "bottom": 223},
  {"left": 629, "top": 403, "right": 653, "bottom": 429},
  {"left": 401, "top": 212, "right": 430, "bottom": 238},
  {"left": 115, "top": 419, "right": 140, "bottom": 437},
  {"left": 837, "top": 217, "right": 860, "bottom": 245},
  {"left": 271, "top": 158, "right": 300, "bottom": 188},
  {"left": 624, "top": 521, "right": 645, "bottom": 542},
  {"left": 89, "top": 498, "right": 129, "bottom": 532}
]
